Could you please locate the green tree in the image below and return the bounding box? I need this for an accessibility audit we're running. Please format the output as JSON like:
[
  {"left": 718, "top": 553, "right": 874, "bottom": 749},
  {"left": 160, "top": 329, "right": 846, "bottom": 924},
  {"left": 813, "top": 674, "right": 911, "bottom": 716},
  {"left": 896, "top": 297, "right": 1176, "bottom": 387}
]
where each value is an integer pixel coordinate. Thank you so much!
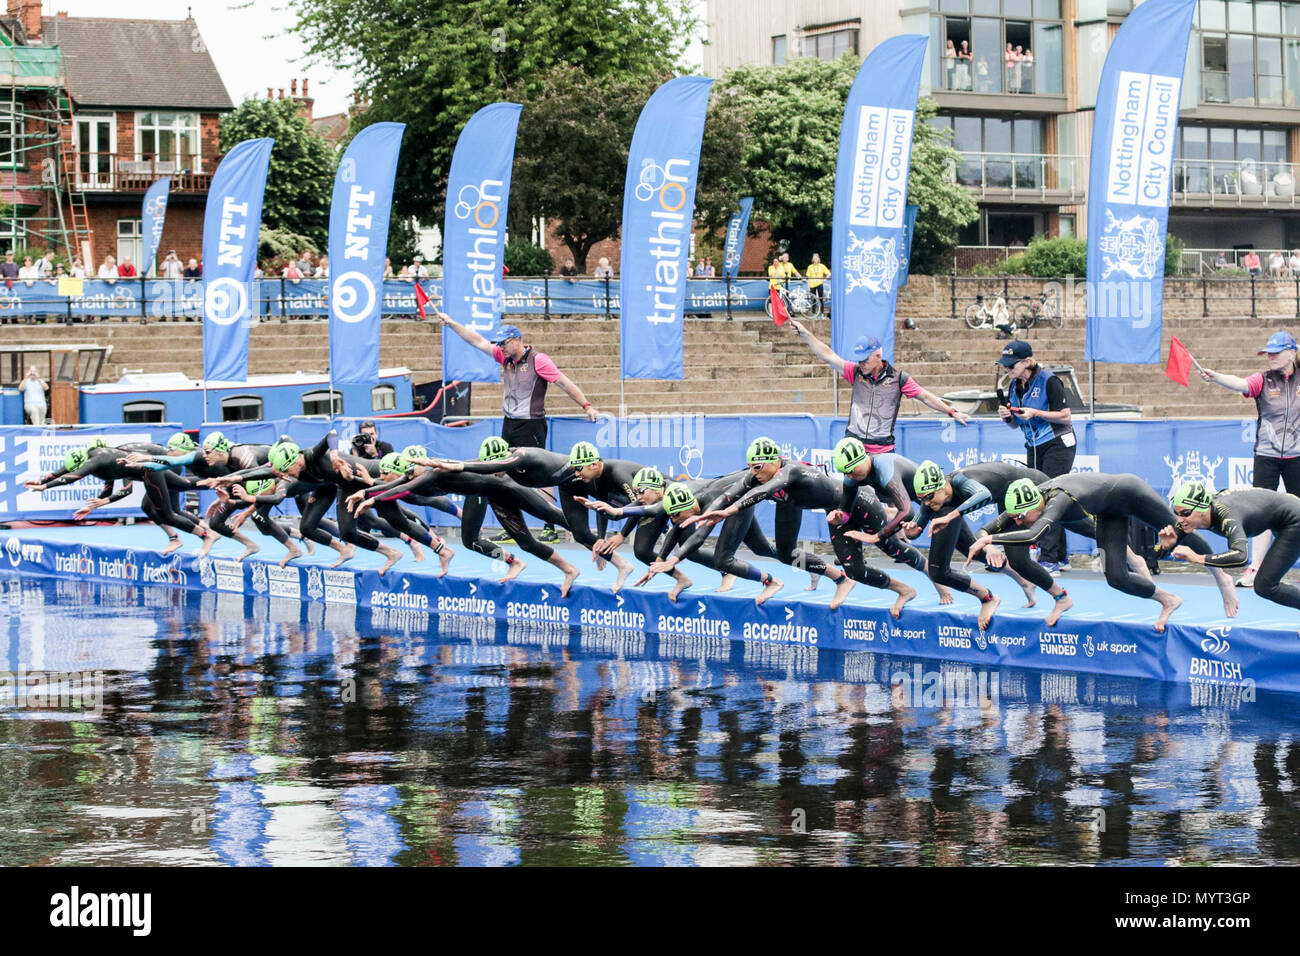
[
  {"left": 719, "top": 57, "right": 977, "bottom": 273},
  {"left": 1022, "top": 236, "right": 1087, "bottom": 277},
  {"left": 291, "top": 0, "right": 695, "bottom": 228},
  {"left": 507, "top": 65, "right": 749, "bottom": 271},
  {"left": 220, "top": 97, "right": 336, "bottom": 248}
]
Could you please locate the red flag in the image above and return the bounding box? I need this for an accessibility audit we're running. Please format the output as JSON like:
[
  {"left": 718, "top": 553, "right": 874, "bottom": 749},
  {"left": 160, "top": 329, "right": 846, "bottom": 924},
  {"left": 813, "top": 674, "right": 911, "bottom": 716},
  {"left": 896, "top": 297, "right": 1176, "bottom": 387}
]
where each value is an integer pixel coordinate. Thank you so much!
[
  {"left": 769, "top": 286, "right": 789, "bottom": 327},
  {"left": 1165, "top": 335, "right": 1193, "bottom": 386},
  {"left": 414, "top": 281, "right": 431, "bottom": 320}
]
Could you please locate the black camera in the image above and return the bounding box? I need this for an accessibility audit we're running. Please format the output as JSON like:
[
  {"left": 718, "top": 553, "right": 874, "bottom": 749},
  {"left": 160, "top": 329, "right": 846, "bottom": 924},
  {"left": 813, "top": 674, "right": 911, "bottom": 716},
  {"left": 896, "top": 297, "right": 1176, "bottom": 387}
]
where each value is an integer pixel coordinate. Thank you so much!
[{"left": 351, "top": 433, "right": 374, "bottom": 453}]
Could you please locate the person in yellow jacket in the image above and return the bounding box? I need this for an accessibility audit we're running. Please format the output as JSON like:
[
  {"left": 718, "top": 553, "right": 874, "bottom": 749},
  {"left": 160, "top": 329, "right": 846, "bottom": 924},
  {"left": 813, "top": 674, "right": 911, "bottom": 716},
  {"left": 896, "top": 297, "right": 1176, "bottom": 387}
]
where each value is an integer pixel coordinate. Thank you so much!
[
  {"left": 767, "top": 252, "right": 800, "bottom": 289},
  {"left": 805, "top": 253, "right": 830, "bottom": 312}
]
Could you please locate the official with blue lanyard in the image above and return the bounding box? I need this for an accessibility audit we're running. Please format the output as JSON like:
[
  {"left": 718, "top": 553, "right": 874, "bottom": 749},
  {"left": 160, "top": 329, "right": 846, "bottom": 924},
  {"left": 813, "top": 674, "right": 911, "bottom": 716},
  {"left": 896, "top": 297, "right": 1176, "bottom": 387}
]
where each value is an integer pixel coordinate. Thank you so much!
[{"left": 997, "top": 340, "right": 1075, "bottom": 573}]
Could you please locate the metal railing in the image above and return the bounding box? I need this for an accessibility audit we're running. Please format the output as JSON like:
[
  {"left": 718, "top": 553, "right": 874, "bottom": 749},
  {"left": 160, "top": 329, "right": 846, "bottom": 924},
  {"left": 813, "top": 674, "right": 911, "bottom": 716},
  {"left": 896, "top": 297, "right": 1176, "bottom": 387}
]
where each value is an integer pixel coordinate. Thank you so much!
[
  {"left": 937, "top": 57, "right": 1061, "bottom": 95},
  {"left": 73, "top": 152, "right": 211, "bottom": 192},
  {"left": 1171, "top": 158, "right": 1299, "bottom": 206},
  {"left": 955, "top": 151, "right": 1084, "bottom": 200}
]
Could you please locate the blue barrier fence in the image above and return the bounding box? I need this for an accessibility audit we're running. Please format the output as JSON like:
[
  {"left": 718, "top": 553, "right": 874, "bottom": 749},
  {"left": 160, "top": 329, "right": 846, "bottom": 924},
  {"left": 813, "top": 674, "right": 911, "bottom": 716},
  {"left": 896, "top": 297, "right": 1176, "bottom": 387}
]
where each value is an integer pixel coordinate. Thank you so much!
[
  {"left": 0, "top": 277, "right": 785, "bottom": 319},
  {"left": 2, "top": 416, "right": 1265, "bottom": 554}
]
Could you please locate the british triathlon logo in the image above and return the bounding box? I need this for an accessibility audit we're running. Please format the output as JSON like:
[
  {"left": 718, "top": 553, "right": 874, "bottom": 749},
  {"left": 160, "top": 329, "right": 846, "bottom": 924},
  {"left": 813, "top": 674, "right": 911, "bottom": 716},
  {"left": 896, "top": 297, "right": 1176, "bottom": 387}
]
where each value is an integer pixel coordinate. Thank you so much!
[
  {"left": 1165, "top": 450, "right": 1224, "bottom": 492},
  {"left": 1098, "top": 210, "right": 1163, "bottom": 281},
  {"left": 1201, "top": 626, "right": 1232, "bottom": 656}
]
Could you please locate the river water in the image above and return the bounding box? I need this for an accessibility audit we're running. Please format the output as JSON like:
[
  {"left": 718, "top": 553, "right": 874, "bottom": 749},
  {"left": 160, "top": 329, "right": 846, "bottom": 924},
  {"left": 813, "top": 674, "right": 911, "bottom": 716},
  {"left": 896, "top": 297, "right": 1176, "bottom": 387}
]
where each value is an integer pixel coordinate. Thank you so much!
[{"left": 1, "top": 572, "right": 1297, "bottom": 866}]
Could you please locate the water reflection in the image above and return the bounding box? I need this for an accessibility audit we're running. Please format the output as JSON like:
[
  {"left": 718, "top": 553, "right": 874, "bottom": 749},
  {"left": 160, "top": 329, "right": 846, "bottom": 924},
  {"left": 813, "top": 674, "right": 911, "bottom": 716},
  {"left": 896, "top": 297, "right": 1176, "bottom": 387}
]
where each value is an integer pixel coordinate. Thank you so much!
[{"left": 1, "top": 572, "right": 1298, "bottom": 866}]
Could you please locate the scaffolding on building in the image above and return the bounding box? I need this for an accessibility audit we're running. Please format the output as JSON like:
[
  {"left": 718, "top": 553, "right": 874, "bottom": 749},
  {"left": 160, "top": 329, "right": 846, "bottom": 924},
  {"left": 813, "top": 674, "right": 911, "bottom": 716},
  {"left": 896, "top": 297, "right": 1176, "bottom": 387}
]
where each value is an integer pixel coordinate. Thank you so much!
[{"left": 0, "top": 38, "right": 91, "bottom": 267}]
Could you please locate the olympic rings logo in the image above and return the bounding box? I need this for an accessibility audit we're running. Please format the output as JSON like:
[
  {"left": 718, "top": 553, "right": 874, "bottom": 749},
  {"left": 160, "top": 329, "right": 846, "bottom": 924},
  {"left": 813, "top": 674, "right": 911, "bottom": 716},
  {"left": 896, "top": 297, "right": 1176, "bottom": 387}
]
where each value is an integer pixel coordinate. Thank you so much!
[
  {"left": 203, "top": 277, "right": 249, "bottom": 326},
  {"left": 633, "top": 160, "right": 687, "bottom": 211},
  {"left": 453, "top": 183, "right": 501, "bottom": 229},
  {"left": 331, "top": 271, "right": 376, "bottom": 323}
]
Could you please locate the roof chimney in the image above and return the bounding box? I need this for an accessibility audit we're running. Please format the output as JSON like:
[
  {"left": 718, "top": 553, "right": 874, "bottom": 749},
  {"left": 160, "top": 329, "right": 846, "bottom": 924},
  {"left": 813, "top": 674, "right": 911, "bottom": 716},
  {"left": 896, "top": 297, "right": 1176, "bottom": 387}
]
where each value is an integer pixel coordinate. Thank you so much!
[
  {"left": 302, "top": 78, "right": 309, "bottom": 98},
  {"left": 8, "top": 0, "right": 41, "bottom": 40},
  {"left": 290, "top": 79, "right": 298, "bottom": 96},
  {"left": 267, "top": 87, "right": 273, "bottom": 99},
  {"left": 278, "top": 88, "right": 285, "bottom": 99},
  {"left": 57, "top": 11, "right": 69, "bottom": 19}
]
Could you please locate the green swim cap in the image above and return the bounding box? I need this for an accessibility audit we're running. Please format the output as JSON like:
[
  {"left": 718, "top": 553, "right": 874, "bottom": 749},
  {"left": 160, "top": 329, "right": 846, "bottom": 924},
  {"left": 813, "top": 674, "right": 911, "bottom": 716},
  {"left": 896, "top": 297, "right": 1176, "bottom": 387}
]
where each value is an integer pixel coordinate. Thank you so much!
[
  {"left": 380, "top": 452, "right": 412, "bottom": 475},
  {"left": 268, "top": 441, "right": 301, "bottom": 473},
  {"left": 167, "top": 431, "right": 196, "bottom": 452},
  {"left": 401, "top": 444, "right": 428, "bottom": 461},
  {"left": 1172, "top": 481, "right": 1213, "bottom": 512},
  {"left": 913, "top": 460, "right": 946, "bottom": 496},
  {"left": 746, "top": 436, "right": 781, "bottom": 465},
  {"left": 1005, "top": 478, "right": 1043, "bottom": 516},
  {"left": 479, "top": 436, "right": 510, "bottom": 461},
  {"left": 64, "top": 447, "right": 88, "bottom": 472},
  {"left": 832, "top": 437, "right": 867, "bottom": 474},
  {"left": 203, "top": 431, "right": 231, "bottom": 454},
  {"left": 86, "top": 437, "right": 110, "bottom": 450},
  {"left": 569, "top": 441, "right": 601, "bottom": 468},
  {"left": 245, "top": 478, "right": 274, "bottom": 496},
  {"left": 632, "top": 466, "right": 665, "bottom": 491},
  {"left": 663, "top": 482, "right": 698, "bottom": 516}
]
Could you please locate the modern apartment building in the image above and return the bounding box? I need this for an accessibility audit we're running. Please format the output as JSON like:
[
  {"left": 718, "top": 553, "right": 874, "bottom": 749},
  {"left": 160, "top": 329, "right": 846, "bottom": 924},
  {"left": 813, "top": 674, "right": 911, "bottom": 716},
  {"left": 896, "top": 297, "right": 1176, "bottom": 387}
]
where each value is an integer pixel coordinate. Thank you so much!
[{"left": 702, "top": 0, "right": 1300, "bottom": 253}]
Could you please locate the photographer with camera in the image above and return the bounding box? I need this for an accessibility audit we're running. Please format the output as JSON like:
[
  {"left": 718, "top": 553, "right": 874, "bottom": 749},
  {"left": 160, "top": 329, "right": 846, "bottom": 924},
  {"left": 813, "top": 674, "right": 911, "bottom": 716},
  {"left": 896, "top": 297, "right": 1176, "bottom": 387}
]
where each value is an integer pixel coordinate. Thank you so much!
[{"left": 350, "top": 421, "right": 393, "bottom": 461}]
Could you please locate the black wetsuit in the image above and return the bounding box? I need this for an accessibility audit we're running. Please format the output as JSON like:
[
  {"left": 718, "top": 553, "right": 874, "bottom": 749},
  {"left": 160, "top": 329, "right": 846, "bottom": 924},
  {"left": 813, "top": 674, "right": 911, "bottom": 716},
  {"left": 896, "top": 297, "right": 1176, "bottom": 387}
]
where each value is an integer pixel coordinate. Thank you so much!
[
  {"left": 42, "top": 443, "right": 204, "bottom": 538},
  {"left": 917, "top": 462, "right": 1052, "bottom": 594},
  {"left": 984, "top": 472, "right": 1208, "bottom": 599},
  {"left": 831, "top": 486, "right": 930, "bottom": 590},
  {"left": 838, "top": 454, "right": 919, "bottom": 539},
  {"left": 1160, "top": 488, "right": 1300, "bottom": 610},
  {"left": 651, "top": 480, "right": 780, "bottom": 582}
]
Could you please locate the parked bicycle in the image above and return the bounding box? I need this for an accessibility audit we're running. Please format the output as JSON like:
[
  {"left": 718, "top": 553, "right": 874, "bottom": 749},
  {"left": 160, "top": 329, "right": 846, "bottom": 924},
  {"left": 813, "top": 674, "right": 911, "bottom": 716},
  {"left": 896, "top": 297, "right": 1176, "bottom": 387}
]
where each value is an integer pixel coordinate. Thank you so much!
[
  {"left": 1012, "top": 291, "right": 1063, "bottom": 330},
  {"left": 765, "top": 283, "right": 822, "bottom": 320},
  {"left": 963, "top": 292, "right": 1010, "bottom": 330}
]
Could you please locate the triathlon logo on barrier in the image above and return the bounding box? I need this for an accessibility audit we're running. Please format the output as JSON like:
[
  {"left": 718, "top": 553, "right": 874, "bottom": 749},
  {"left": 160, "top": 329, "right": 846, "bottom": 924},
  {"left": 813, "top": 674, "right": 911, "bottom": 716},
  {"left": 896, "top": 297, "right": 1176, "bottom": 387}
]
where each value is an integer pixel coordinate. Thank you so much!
[
  {"left": 331, "top": 271, "right": 376, "bottom": 323},
  {"left": 1098, "top": 209, "right": 1163, "bottom": 281},
  {"left": 1201, "top": 626, "right": 1232, "bottom": 656},
  {"left": 842, "top": 231, "right": 899, "bottom": 296},
  {"left": 1165, "top": 450, "right": 1223, "bottom": 493},
  {"left": 204, "top": 276, "right": 250, "bottom": 326}
]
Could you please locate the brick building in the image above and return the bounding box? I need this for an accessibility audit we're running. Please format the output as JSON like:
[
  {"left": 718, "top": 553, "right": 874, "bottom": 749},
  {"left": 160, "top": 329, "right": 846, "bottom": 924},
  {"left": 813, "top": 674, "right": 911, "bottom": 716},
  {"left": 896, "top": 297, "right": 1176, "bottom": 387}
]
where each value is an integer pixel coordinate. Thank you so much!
[{"left": 0, "top": 1, "right": 232, "bottom": 272}]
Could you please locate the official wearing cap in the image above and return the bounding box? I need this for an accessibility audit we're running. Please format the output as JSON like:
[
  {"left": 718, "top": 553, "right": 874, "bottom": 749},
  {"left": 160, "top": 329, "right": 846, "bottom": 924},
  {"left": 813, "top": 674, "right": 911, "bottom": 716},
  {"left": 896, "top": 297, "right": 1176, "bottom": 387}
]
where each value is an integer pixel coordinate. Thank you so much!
[
  {"left": 1199, "top": 329, "right": 1300, "bottom": 587},
  {"left": 997, "top": 339, "right": 1076, "bottom": 574}
]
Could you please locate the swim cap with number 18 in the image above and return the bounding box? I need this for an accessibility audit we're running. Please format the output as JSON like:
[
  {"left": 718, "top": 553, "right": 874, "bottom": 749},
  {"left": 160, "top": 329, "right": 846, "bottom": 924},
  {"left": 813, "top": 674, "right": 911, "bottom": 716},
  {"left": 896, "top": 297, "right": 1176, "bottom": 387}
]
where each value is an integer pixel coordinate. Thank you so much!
[{"left": 1005, "top": 478, "right": 1042, "bottom": 515}]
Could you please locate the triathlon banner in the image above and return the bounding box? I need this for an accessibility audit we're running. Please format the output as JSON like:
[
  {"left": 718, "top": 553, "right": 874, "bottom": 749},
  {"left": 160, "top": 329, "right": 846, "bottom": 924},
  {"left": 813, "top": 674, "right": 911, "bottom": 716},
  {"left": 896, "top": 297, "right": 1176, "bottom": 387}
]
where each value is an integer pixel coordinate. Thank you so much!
[
  {"left": 899, "top": 203, "right": 919, "bottom": 287},
  {"left": 328, "top": 122, "right": 405, "bottom": 386},
  {"left": 202, "top": 138, "right": 274, "bottom": 383},
  {"left": 1085, "top": 0, "right": 1196, "bottom": 365},
  {"left": 830, "top": 34, "right": 927, "bottom": 363},
  {"left": 620, "top": 76, "right": 714, "bottom": 380},
  {"left": 721, "top": 197, "right": 753, "bottom": 278},
  {"left": 140, "top": 178, "right": 170, "bottom": 278},
  {"left": 442, "top": 103, "right": 522, "bottom": 383}
]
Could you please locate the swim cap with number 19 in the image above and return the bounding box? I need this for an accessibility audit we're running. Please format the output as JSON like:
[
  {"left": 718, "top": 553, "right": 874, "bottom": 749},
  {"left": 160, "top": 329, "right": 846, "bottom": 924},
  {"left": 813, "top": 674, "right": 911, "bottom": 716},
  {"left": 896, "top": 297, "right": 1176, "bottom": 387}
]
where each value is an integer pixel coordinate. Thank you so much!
[{"left": 914, "top": 460, "right": 946, "bottom": 496}]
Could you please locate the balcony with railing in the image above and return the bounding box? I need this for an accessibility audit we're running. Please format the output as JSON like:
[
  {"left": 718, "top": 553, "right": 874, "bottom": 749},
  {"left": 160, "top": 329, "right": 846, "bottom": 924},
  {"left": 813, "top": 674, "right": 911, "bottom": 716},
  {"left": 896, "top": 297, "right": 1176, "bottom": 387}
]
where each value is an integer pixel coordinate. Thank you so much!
[
  {"left": 1171, "top": 158, "right": 1300, "bottom": 206},
  {"left": 954, "top": 152, "right": 1085, "bottom": 203},
  {"left": 74, "top": 153, "right": 212, "bottom": 194}
]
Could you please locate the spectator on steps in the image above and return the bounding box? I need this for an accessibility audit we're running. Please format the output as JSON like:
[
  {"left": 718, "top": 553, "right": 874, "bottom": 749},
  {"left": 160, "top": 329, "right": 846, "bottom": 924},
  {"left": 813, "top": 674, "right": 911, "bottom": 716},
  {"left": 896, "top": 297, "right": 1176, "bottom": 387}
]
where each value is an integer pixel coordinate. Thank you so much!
[
  {"left": 1243, "top": 250, "right": 1262, "bottom": 276},
  {"left": 1269, "top": 251, "right": 1286, "bottom": 277}
]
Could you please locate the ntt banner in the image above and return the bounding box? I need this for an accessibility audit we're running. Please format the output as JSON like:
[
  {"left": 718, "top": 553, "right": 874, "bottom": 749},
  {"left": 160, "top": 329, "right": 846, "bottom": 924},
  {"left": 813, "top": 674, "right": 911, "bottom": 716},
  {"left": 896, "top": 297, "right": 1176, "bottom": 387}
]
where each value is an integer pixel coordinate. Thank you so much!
[
  {"left": 202, "top": 138, "right": 273, "bottom": 383},
  {"left": 1085, "top": 0, "right": 1196, "bottom": 365},
  {"left": 141, "top": 178, "right": 170, "bottom": 278},
  {"left": 442, "top": 103, "right": 522, "bottom": 383},
  {"left": 721, "top": 196, "right": 753, "bottom": 278},
  {"left": 328, "top": 122, "right": 405, "bottom": 386},
  {"left": 620, "top": 76, "right": 713, "bottom": 380},
  {"left": 830, "top": 35, "right": 927, "bottom": 362}
]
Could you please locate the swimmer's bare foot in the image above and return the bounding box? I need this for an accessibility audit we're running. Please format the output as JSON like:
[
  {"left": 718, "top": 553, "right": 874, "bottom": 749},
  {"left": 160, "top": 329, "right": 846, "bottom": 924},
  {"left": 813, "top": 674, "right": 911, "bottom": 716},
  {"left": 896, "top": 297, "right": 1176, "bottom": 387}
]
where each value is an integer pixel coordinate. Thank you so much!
[
  {"left": 302, "top": 538, "right": 315, "bottom": 555},
  {"left": 668, "top": 571, "right": 693, "bottom": 602},
  {"left": 408, "top": 540, "right": 425, "bottom": 562},
  {"left": 829, "top": 574, "right": 856, "bottom": 610},
  {"left": 1019, "top": 581, "right": 1037, "bottom": 608},
  {"left": 936, "top": 584, "right": 955, "bottom": 605},
  {"left": 236, "top": 542, "right": 259, "bottom": 563},
  {"left": 560, "top": 566, "right": 579, "bottom": 598},
  {"left": 889, "top": 580, "right": 916, "bottom": 619},
  {"left": 805, "top": 572, "right": 819, "bottom": 591},
  {"left": 279, "top": 543, "right": 303, "bottom": 568},
  {"left": 500, "top": 557, "right": 525, "bottom": 583},
  {"left": 715, "top": 574, "right": 737, "bottom": 593},
  {"left": 161, "top": 537, "right": 182, "bottom": 556},
  {"left": 1153, "top": 589, "right": 1181, "bottom": 633},
  {"left": 197, "top": 534, "right": 216, "bottom": 558},
  {"left": 611, "top": 555, "right": 631, "bottom": 594},
  {"left": 436, "top": 544, "right": 454, "bottom": 577},
  {"left": 330, "top": 542, "right": 356, "bottom": 568},
  {"left": 977, "top": 593, "right": 1000, "bottom": 631},
  {"left": 1045, "top": 592, "right": 1072, "bottom": 627},
  {"left": 756, "top": 576, "right": 784, "bottom": 606},
  {"left": 376, "top": 544, "right": 401, "bottom": 576}
]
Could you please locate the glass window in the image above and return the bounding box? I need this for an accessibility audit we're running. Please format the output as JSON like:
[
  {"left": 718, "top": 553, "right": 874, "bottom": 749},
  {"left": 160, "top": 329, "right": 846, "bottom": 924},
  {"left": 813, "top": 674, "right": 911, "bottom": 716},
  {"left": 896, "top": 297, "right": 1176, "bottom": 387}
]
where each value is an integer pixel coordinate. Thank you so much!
[
  {"left": 1258, "top": 2, "right": 1283, "bottom": 34},
  {"left": 945, "top": 17, "right": 973, "bottom": 90},
  {"left": 123, "top": 400, "right": 166, "bottom": 424},
  {"left": 220, "top": 395, "right": 263, "bottom": 422},
  {"left": 1203, "top": 34, "right": 1229, "bottom": 102},
  {"left": 1004, "top": 0, "right": 1033, "bottom": 15},
  {"left": 940, "top": 0, "right": 970, "bottom": 11},
  {"left": 1229, "top": 33, "right": 1255, "bottom": 103},
  {"left": 117, "top": 219, "right": 142, "bottom": 272},
  {"left": 371, "top": 385, "right": 397, "bottom": 411},
  {"left": 135, "top": 111, "right": 200, "bottom": 168},
  {"left": 1034, "top": 0, "right": 1061, "bottom": 16},
  {"left": 1258, "top": 36, "right": 1284, "bottom": 104},
  {"left": 1200, "top": 0, "right": 1226, "bottom": 30},
  {"left": 0, "top": 110, "right": 16, "bottom": 166},
  {"left": 972, "top": 0, "right": 999, "bottom": 13},
  {"left": 772, "top": 35, "right": 786, "bottom": 65},
  {"left": 1287, "top": 38, "right": 1300, "bottom": 104},
  {"left": 929, "top": 17, "right": 943, "bottom": 87},
  {"left": 1033, "top": 21, "right": 1063, "bottom": 93},
  {"left": 302, "top": 389, "right": 343, "bottom": 416},
  {"left": 1227, "top": 1, "right": 1253, "bottom": 31},
  {"left": 1286, "top": 2, "right": 1300, "bottom": 34},
  {"left": 972, "top": 17, "right": 1002, "bottom": 92},
  {"left": 1058, "top": 214, "right": 1075, "bottom": 238}
]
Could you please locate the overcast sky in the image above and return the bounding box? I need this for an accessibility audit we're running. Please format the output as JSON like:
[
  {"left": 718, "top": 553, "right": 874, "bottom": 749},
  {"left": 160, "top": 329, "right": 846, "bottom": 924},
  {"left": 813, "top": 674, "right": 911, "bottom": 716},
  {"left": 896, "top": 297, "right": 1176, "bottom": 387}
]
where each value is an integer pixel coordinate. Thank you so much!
[{"left": 46, "top": 0, "right": 706, "bottom": 117}]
